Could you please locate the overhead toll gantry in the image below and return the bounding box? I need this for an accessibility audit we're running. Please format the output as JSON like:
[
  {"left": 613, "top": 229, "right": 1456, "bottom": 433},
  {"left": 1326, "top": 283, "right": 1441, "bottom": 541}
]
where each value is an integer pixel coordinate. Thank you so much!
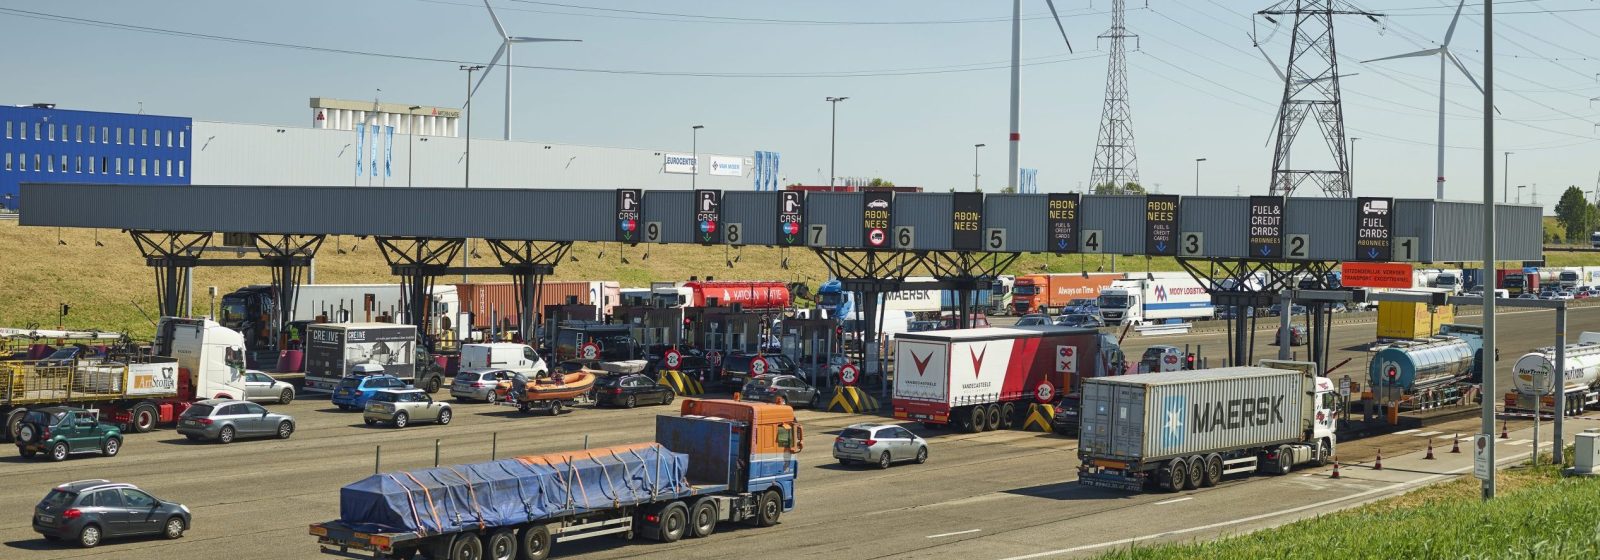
[{"left": 21, "top": 183, "right": 1543, "bottom": 372}]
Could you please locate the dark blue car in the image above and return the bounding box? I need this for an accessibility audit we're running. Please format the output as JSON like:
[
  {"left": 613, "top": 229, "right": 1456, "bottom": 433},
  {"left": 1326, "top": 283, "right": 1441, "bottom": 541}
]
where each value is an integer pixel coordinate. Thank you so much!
[{"left": 332, "top": 374, "right": 408, "bottom": 411}]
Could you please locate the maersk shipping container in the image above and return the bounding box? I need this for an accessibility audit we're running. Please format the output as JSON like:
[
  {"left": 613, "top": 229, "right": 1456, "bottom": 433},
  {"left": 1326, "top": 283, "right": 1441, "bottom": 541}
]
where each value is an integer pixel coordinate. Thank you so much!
[{"left": 1078, "top": 367, "right": 1310, "bottom": 464}]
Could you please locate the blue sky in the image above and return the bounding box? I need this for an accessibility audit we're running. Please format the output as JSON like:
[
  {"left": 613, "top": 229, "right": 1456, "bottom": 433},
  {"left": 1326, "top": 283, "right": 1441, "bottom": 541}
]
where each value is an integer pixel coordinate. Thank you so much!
[{"left": 2, "top": 0, "right": 1597, "bottom": 210}]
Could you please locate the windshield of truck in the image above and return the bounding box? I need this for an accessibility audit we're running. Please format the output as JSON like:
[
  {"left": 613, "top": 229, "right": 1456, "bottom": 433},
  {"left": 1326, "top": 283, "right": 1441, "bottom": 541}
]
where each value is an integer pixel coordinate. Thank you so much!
[
  {"left": 838, "top": 428, "right": 873, "bottom": 441},
  {"left": 218, "top": 299, "right": 248, "bottom": 327},
  {"left": 1140, "top": 348, "right": 1168, "bottom": 361},
  {"left": 1561, "top": 272, "right": 1579, "bottom": 281},
  {"left": 1097, "top": 295, "right": 1130, "bottom": 309},
  {"left": 182, "top": 404, "right": 214, "bottom": 418},
  {"left": 1436, "top": 276, "right": 1457, "bottom": 286},
  {"left": 1012, "top": 285, "right": 1039, "bottom": 296}
]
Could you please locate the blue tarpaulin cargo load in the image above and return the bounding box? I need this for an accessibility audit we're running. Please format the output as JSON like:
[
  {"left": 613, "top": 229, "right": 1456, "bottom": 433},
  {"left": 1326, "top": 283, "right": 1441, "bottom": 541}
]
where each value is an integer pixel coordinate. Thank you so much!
[{"left": 337, "top": 442, "right": 692, "bottom": 535}]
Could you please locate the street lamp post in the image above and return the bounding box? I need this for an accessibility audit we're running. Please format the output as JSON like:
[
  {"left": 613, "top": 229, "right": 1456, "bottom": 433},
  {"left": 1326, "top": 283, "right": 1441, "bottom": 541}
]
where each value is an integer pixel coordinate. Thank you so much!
[
  {"left": 1517, "top": 185, "right": 1527, "bottom": 204},
  {"left": 1504, "top": 151, "right": 1513, "bottom": 203},
  {"left": 407, "top": 106, "right": 421, "bottom": 187},
  {"left": 826, "top": 97, "right": 848, "bottom": 187},
  {"left": 460, "top": 65, "right": 485, "bottom": 188},
  {"left": 973, "top": 143, "right": 986, "bottom": 191},
  {"left": 1194, "top": 158, "right": 1207, "bottom": 196},
  {"left": 692, "top": 125, "right": 704, "bottom": 189}
]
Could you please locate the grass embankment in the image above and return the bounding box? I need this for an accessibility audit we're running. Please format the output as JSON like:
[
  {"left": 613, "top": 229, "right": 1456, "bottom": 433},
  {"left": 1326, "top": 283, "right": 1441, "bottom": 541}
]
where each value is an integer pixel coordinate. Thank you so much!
[
  {"left": 3, "top": 219, "right": 1597, "bottom": 339},
  {"left": 1097, "top": 457, "right": 1600, "bottom": 560}
]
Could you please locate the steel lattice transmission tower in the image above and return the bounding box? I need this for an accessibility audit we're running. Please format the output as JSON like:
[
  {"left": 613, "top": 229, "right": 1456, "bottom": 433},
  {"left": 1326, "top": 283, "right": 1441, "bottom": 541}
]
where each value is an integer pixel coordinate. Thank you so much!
[
  {"left": 1088, "top": 0, "right": 1140, "bottom": 193},
  {"left": 1256, "top": 0, "right": 1382, "bottom": 197}
]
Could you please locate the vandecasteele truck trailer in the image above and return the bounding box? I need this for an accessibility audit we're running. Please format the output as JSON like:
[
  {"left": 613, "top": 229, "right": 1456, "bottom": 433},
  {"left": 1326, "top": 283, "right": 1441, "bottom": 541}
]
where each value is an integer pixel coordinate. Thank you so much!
[
  {"left": 1077, "top": 363, "right": 1338, "bottom": 492},
  {"left": 309, "top": 399, "right": 802, "bottom": 560},
  {"left": 892, "top": 326, "right": 1125, "bottom": 433}
]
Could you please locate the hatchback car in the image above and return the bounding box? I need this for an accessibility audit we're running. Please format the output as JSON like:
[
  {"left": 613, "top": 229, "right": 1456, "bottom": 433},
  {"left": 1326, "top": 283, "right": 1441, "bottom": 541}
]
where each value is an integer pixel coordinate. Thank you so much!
[
  {"left": 240, "top": 371, "right": 296, "bottom": 404},
  {"left": 332, "top": 373, "right": 408, "bottom": 411},
  {"left": 833, "top": 423, "right": 928, "bottom": 469},
  {"left": 451, "top": 368, "right": 514, "bottom": 403},
  {"left": 1272, "top": 324, "right": 1307, "bottom": 346},
  {"left": 16, "top": 408, "right": 122, "bottom": 462},
  {"left": 594, "top": 374, "right": 676, "bottom": 408},
  {"left": 741, "top": 374, "right": 821, "bottom": 408},
  {"left": 33, "top": 480, "right": 189, "bottom": 548},
  {"left": 363, "top": 389, "right": 453, "bottom": 428},
  {"left": 176, "top": 400, "right": 295, "bottom": 444}
]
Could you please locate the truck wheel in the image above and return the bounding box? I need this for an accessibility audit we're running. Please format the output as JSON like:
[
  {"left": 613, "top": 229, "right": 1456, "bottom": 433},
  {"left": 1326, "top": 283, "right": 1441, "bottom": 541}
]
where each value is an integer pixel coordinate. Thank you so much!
[
  {"left": 986, "top": 404, "right": 1003, "bottom": 431},
  {"left": 970, "top": 407, "right": 989, "bottom": 433},
  {"left": 483, "top": 529, "right": 517, "bottom": 560},
  {"left": 999, "top": 402, "right": 1017, "bottom": 430},
  {"left": 5, "top": 408, "right": 27, "bottom": 443},
  {"left": 689, "top": 498, "right": 718, "bottom": 538},
  {"left": 51, "top": 441, "right": 70, "bottom": 462},
  {"left": 425, "top": 376, "right": 443, "bottom": 394},
  {"left": 131, "top": 402, "right": 158, "bottom": 433},
  {"left": 657, "top": 503, "right": 688, "bottom": 543},
  {"left": 446, "top": 533, "right": 484, "bottom": 560},
  {"left": 1313, "top": 439, "right": 1329, "bottom": 467},
  {"left": 517, "top": 524, "right": 551, "bottom": 560},
  {"left": 755, "top": 490, "right": 782, "bottom": 527},
  {"left": 1203, "top": 454, "right": 1224, "bottom": 487},
  {"left": 1162, "top": 459, "right": 1188, "bottom": 492},
  {"left": 1185, "top": 456, "right": 1204, "bottom": 490}
]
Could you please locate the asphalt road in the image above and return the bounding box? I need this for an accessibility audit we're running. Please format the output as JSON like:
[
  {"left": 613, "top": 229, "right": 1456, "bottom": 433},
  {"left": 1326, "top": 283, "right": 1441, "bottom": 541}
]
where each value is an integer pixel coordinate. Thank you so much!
[{"left": 2, "top": 305, "right": 1596, "bottom": 559}]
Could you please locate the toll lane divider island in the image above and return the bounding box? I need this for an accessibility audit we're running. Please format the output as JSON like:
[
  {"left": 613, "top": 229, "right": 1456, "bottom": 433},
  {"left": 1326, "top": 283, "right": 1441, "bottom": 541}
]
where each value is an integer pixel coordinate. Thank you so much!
[{"left": 20, "top": 185, "right": 1542, "bottom": 262}]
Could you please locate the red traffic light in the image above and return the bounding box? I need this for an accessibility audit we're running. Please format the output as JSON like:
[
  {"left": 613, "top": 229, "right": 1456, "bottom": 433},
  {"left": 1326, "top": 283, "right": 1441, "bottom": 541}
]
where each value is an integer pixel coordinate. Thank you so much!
[{"left": 1184, "top": 353, "right": 1196, "bottom": 370}]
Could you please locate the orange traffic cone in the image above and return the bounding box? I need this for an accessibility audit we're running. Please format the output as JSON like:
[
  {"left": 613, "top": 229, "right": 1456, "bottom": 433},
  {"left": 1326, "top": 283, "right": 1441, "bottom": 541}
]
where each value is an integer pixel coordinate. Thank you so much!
[
  {"left": 1450, "top": 433, "right": 1461, "bottom": 454},
  {"left": 1374, "top": 448, "right": 1384, "bottom": 470},
  {"left": 1330, "top": 458, "right": 1342, "bottom": 479},
  {"left": 1500, "top": 419, "right": 1509, "bottom": 439},
  {"left": 1424, "top": 439, "right": 1435, "bottom": 460}
]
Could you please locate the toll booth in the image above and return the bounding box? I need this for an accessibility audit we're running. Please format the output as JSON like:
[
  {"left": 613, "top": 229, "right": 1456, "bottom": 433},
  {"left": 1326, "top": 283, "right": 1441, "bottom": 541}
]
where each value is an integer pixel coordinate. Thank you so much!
[
  {"left": 691, "top": 307, "right": 767, "bottom": 355},
  {"left": 613, "top": 305, "right": 685, "bottom": 348},
  {"left": 777, "top": 317, "right": 843, "bottom": 388}
]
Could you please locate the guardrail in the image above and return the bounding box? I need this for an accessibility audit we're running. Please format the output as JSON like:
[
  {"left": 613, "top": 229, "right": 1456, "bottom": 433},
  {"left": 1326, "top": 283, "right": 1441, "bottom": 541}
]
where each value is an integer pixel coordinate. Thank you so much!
[{"left": 1133, "top": 323, "right": 1192, "bottom": 336}]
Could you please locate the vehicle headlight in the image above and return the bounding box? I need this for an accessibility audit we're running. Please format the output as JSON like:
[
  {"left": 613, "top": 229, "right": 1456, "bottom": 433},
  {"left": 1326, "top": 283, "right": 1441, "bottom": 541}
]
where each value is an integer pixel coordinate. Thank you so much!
[{"left": 179, "top": 504, "right": 190, "bottom": 514}]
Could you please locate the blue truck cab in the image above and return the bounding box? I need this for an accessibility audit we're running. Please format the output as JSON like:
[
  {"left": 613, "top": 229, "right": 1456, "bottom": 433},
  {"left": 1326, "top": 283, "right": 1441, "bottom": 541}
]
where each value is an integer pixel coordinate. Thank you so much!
[{"left": 310, "top": 399, "right": 802, "bottom": 559}]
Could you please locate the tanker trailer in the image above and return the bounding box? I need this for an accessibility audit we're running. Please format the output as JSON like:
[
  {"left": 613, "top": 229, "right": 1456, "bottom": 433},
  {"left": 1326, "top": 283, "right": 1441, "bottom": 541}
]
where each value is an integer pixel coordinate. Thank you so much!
[{"left": 1505, "top": 339, "right": 1600, "bottom": 415}]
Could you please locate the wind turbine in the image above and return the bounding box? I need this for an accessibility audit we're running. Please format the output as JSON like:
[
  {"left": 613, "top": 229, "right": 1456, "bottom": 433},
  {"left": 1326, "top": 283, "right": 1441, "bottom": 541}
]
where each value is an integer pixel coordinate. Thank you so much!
[
  {"left": 471, "top": 0, "right": 580, "bottom": 141},
  {"left": 1006, "top": 0, "right": 1074, "bottom": 192},
  {"left": 1362, "top": 0, "right": 1487, "bottom": 201}
]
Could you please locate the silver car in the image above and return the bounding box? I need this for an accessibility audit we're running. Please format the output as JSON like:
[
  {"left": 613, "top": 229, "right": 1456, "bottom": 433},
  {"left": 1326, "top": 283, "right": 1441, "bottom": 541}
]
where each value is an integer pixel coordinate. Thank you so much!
[
  {"left": 450, "top": 368, "right": 513, "bottom": 403},
  {"left": 833, "top": 423, "right": 928, "bottom": 469},
  {"left": 176, "top": 399, "right": 295, "bottom": 444},
  {"left": 240, "top": 371, "right": 296, "bottom": 404},
  {"left": 363, "top": 389, "right": 453, "bottom": 429}
]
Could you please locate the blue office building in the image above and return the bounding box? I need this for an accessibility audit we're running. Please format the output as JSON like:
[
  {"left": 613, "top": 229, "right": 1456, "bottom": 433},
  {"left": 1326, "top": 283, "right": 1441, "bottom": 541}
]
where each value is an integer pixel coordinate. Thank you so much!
[{"left": 0, "top": 104, "right": 192, "bottom": 210}]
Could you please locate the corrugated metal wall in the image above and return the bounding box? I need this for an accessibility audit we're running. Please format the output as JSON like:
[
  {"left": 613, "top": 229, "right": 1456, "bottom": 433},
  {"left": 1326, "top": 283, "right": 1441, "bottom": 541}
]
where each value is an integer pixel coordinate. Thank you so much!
[
  {"left": 1286, "top": 198, "right": 1357, "bottom": 261},
  {"left": 189, "top": 121, "right": 754, "bottom": 190},
  {"left": 806, "top": 192, "right": 862, "bottom": 248},
  {"left": 1139, "top": 372, "right": 1305, "bottom": 462},
  {"left": 643, "top": 191, "right": 693, "bottom": 244},
  {"left": 1082, "top": 195, "right": 1146, "bottom": 255},
  {"left": 1394, "top": 199, "right": 1434, "bottom": 260},
  {"left": 722, "top": 191, "right": 777, "bottom": 246},
  {"left": 894, "top": 192, "right": 953, "bottom": 251},
  {"left": 1431, "top": 201, "right": 1543, "bottom": 262},
  {"left": 1179, "top": 197, "right": 1248, "bottom": 258},
  {"left": 985, "top": 194, "right": 1046, "bottom": 253}
]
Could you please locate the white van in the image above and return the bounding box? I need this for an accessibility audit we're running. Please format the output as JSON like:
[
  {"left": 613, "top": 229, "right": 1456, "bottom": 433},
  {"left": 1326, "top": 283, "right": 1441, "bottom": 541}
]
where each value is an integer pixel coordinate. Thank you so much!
[{"left": 460, "top": 343, "right": 547, "bottom": 377}]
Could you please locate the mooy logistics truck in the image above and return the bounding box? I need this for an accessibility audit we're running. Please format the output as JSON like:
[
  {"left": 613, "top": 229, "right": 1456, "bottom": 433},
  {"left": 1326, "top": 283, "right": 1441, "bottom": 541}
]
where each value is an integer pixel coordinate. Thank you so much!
[
  {"left": 310, "top": 399, "right": 801, "bottom": 559},
  {"left": 1077, "top": 361, "right": 1339, "bottom": 492},
  {"left": 3, "top": 317, "right": 253, "bottom": 440},
  {"left": 892, "top": 326, "right": 1125, "bottom": 432},
  {"left": 1096, "top": 277, "right": 1214, "bottom": 326},
  {"left": 1505, "top": 334, "right": 1600, "bottom": 415}
]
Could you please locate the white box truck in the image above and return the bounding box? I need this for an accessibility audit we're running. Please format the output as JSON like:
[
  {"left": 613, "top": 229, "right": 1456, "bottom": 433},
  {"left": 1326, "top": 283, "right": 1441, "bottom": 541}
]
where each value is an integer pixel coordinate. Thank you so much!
[
  {"left": 1096, "top": 278, "right": 1214, "bottom": 326},
  {"left": 1077, "top": 361, "right": 1339, "bottom": 492},
  {"left": 303, "top": 324, "right": 441, "bottom": 393}
]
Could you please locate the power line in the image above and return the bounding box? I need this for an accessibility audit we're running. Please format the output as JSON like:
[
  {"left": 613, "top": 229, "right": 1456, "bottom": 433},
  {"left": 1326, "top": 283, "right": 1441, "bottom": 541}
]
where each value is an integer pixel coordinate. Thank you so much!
[
  {"left": 0, "top": 7, "right": 1102, "bottom": 79},
  {"left": 485, "top": 0, "right": 1124, "bottom": 26}
]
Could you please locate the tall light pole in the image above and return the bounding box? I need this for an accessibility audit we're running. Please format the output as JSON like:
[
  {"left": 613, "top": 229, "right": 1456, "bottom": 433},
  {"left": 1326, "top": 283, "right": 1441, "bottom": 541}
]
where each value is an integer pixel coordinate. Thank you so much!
[
  {"left": 826, "top": 97, "right": 847, "bottom": 187},
  {"left": 973, "top": 143, "right": 986, "bottom": 191},
  {"left": 691, "top": 125, "right": 704, "bottom": 189},
  {"left": 460, "top": 64, "right": 484, "bottom": 188},
  {"left": 1480, "top": 0, "right": 1496, "bottom": 501},
  {"left": 1517, "top": 185, "right": 1527, "bottom": 204},
  {"left": 407, "top": 106, "right": 421, "bottom": 187},
  {"left": 1503, "top": 151, "right": 1513, "bottom": 203},
  {"left": 1349, "top": 138, "right": 1359, "bottom": 191},
  {"left": 1194, "top": 158, "right": 1207, "bottom": 196}
]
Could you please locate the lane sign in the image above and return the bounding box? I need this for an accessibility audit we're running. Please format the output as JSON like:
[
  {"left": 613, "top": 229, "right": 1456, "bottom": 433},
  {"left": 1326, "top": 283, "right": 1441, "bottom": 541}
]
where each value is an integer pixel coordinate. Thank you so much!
[
  {"left": 1035, "top": 380, "right": 1055, "bottom": 403},
  {"left": 694, "top": 189, "right": 722, "bottom": 245},
  {"left": 1048, "top": 193, "right": 1081, "bottom": 254},
  {"left": 580, "top": 342, "right": 599, "bottom": 361},
  {"left": 839, "top": 363, "right": 860, "bottom": 386},
  {"left": 664, "top": 348, "right": 682, "bottom": 369},
  {"left": 1081, "top": 230, "right": 1104, "bottom": 253},
  {"left": 951, "top": 192, "right": 984, "bottom": 251},
  {"left": 896, "top": 226, "right": 915, "bottom": 250},
  {"left": 1144, "top": 194, "right": 1180, "bottom": 256},
  {"left": 616, "top": 189, "right": 642, "bottom": 244},
  {"left": 726, "top": 222, "right": 744, "bottom": 246},
  {"left": 1356, "top": 196, "right": 1393, "bottom": 261},
  {"left": 1248, "top": 195, "right": 1285, "bottom": 258},
  {"left": 807, "top": 224, "right": 828, "bottom": 247},
  {"left": 644, "top": 222, "right": 663, "bottom": 243},
  {"left": 777, "top": 191, "right": 805, "bottom": 247},
  {"left": 1179, "top": 232, "right": 1204, "bottom": 257},
  {"left": 1286, "top": 233, "right": 1310, "bottom": 260},
  {"left": 863, "top": 191, "right": 893, "bottom": 249},
  {"left": 985, "top": 228, "right": 1008, "bottom": 252},
  {"left": 1394, "top": 236, "right": 1419, "bottom": 262}
]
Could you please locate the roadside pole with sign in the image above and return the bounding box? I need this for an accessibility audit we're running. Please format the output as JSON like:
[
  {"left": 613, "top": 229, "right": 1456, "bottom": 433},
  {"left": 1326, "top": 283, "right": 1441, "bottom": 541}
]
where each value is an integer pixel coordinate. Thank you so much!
[{"left": 839, "top": 363, "right": 859, "bottom": 386}]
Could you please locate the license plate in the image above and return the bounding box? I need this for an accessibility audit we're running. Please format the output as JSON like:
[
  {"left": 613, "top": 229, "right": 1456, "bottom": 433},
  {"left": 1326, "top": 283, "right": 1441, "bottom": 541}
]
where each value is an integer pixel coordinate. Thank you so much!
[
  {"left": 38, "top": 515, "right": 53, "bottom": 523},
  {"left": 841, "top": 442, "right": 858, "bottom": 448}
]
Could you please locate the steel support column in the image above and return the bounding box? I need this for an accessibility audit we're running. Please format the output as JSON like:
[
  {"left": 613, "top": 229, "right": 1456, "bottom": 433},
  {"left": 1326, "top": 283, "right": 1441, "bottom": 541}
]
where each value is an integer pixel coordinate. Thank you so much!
[
  {"left": 813, "top": 249, "right": 926, "bottom": 395},
  {"left": 1177, "top": 258, "right": 1339, "bottom": 368},
  {"left": 130, "top": 231, "right": 212, "bottom": 318},
  {"left": 252, "top": 234, "right": 325, "bottom": 345},
  {"left": 375, "top": 237, "right": 464, "bottom": 350},
  {"left": 485, "top": 240, "right": 571, "bottom": 343}
]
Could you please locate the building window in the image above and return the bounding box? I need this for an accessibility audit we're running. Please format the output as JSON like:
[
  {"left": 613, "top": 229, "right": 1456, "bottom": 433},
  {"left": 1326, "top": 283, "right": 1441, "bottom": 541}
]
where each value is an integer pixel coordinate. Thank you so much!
[
  {"left": 75, "top": 125, "right": 82, "bottom": 142},
  {"left": 166, "top": 130, "right": 173, "bottom": 147},
  {"left": 115, "top": 127, "right": 122, "bottom": 144},
  {"left": 59, "top": 154, "right": 66, "bottom": 172},
  {"left": 102, "top": 127, "right": 109, "bottom": 144},
  {"left": 164, "top": 159, "right": 172, "bottom": 177},
  {"left": 59, "top": 124, "right": 66, "bottom": 141},
  {"left": 140, "top": 158, "right": 147, "bottom": 176},
  {"left": 178, "top": 160, "right": 185, "bottom": 177},
  {"left": 179, "top": 130, "right": 186, "bottom": 148},
  {"left": 88, "top": 126, "right": 96, "bottom": 143},
  {"left": 127, "top": 128, "right": 134, "bottom": 145},
  {"left": 3, "top": 152, "right": 10, "bottom": 171},
  {"left": 85, "top": 156, "right": 93, "bottom": 174},
  {"left": 114, "top": 158, "right": 121, "bottom": 175},
  {"left": 140, "top": 129, "right": 147, "bottom": 146},
  {"left": 47, "top": 124, "right": 54, "bottom": 141},
  {"left": 3, "top": 121, "right": 10, "bottom": 139},
  {"left": 153, "top": 129, "right": 161, "bottom": 147},
  {"left": 33, "top": 122, "right": 40, "bottom": 140}
]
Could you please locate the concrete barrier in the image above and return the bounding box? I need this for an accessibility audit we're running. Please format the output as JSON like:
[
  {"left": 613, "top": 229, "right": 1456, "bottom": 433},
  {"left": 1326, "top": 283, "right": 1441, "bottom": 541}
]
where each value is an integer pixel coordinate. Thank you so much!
[
  {"left": 825, "top": 386, "right": 879, "bottom": 413},
  {"left": 656, "top": 370, "right": 704, "bottom": 396}
]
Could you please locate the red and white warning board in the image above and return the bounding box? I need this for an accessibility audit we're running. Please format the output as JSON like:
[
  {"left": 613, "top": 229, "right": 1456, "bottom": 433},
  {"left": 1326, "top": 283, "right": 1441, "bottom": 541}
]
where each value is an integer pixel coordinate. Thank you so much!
[
  {"left": 1055, "top": 345, "right": 1077, "bottom": 374},
  {"left": 580, "top": 342, "right": 600, "bottom": 361},
  {"left": 839, "top": 363, "right": 860, "bottom": 386},
  {"left": 664, "top": 348, "right": 682, "bottom": 369},
  {"left": 1035, "top": 380, "right": 1055, "bottom": 403},
  {"left": 750, "top": 357, "right": 768, "bottom": 376}
]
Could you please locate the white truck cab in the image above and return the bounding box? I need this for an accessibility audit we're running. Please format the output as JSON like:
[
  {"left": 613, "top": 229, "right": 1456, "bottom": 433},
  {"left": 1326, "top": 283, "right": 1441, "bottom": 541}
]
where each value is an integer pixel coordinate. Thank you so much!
[{"left": 461, "top": 343, "right": 547, "bottom": 377}]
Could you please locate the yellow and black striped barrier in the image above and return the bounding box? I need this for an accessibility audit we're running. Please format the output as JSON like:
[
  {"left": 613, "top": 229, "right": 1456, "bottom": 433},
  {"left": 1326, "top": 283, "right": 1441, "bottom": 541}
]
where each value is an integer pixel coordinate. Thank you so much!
[
  {"left": 656, "top": 370, "right": 704, "bottom": 396},
  {"left": 825, "top": 386, "right": 880, "bottom": 413},
  {"left": 1022, "top": 403, "right": 1055, "bottom": 432}
]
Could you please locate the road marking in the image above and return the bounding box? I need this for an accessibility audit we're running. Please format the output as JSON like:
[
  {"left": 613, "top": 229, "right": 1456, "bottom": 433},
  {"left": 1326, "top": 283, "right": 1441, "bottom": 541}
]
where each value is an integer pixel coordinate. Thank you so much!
[
  {"left": 1505, "top": 439, "right": 1532, "bottom": 446},
  {"left": 1394, "top": 429, "right": 1420, "bottom": 435},
  {"left": 994, "top": 447, "right": 1550, "bottom": 560},
  {"left": 1155, "top": 497, "right": 1193, "bottom": 505},
  {"left": 1413, "top": 431, "right": 1442, "bottom": 437},
  {"left": 926, "top": 529, "right": 982, "bottom": 539},
  {"left": 1458, "top": 436, "right": 1476, "bottom": 442}
]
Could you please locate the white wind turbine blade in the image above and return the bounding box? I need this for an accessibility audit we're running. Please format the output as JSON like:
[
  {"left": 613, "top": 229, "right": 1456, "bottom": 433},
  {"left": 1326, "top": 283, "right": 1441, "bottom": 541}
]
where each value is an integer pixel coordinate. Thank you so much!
[
  {"left": 1447, "top": 51, "right": 1501, "bottom": 114},
  {"left": 484, "top": 0, "right": 509, "bottom": 39},
  {"left": 1043, "top": 0, "right": 1074, "bottom": 53},
  {"left": 467, "top": 43, "right": 507, "bottom": 105},
  {"left": 1442, "top": 0, "right": 1465, "bottom": 47},
  {"left": 1253, "top": 38, "right": 1287, "bottom": 83},
  {"left": 1362, "top": 48, "right": 1441, "bottom": 64},
  {"left": 509, "top": 37, "right": 582, "bottom": 43}
]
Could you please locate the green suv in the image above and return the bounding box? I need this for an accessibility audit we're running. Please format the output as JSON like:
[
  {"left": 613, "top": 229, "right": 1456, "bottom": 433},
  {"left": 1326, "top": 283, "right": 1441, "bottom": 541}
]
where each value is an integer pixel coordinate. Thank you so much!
[{"left": 15, "top": 407, "right": 123, "bottom": 462}]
